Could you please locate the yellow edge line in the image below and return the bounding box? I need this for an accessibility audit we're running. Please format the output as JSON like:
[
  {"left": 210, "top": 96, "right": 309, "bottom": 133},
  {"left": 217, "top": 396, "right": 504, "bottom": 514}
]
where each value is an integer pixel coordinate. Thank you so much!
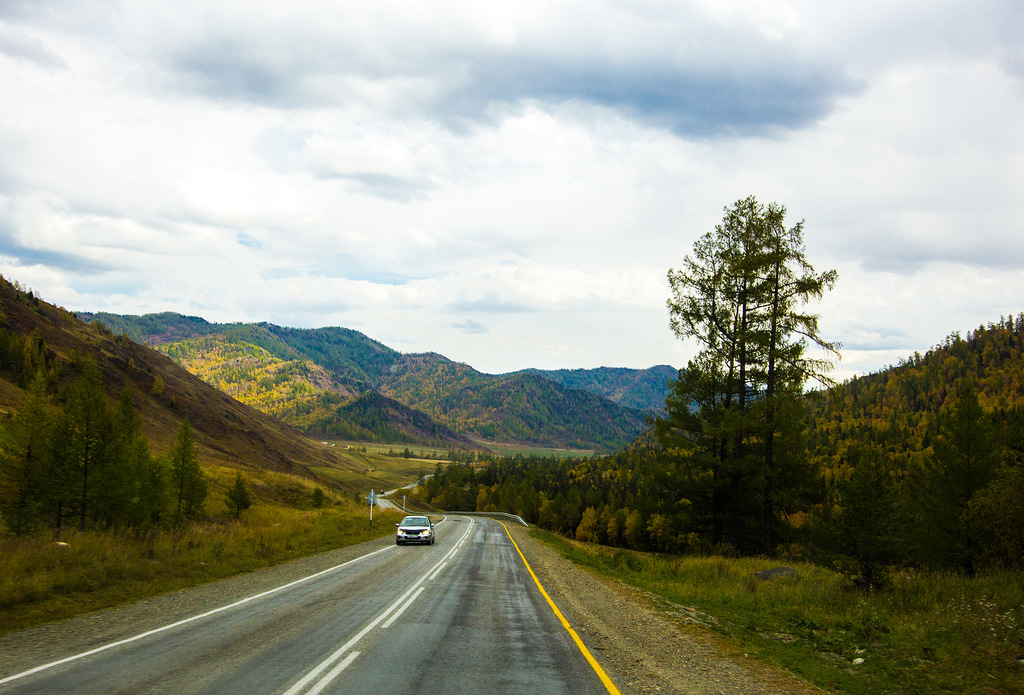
[{"left": 499, "top": 521, "right": 622, "bottom": 695}]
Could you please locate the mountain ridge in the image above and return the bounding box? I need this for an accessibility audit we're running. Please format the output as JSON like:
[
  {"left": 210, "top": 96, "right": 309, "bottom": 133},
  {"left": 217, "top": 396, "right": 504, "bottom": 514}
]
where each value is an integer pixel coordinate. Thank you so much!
[
  {"left": 518, "top": 365, "right": 677, "bottom": 415},
  {"left": 79, "top": 311, "right": 673, "bottom": 452}
]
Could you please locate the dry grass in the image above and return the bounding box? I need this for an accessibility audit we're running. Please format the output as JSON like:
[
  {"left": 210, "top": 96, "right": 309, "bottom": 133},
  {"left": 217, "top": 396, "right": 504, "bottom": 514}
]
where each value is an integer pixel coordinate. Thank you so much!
[
  {"left": 535, "top": 531, "right": 1024, "bottom": 695},
  {"left": 0, "top": 500, "right": 400, "bottom": 635}
]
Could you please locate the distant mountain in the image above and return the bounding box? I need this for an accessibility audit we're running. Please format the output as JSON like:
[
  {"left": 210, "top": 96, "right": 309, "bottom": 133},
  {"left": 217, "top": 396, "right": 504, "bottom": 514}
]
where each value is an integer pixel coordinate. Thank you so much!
[
  {"left": 77, "top": 316, "right": 478, "bottom": 450},
  {"left": 332, "top": 392, "right": 477, "bottom": 447},
  {"left": 378, "top": 352, "right": 649, "bottom": 451},
  {"left": 82, "top": 313, "right": 401, "bottom": 389},
  {"left": 79, "top": 311, "right": 230, "bottom": 346},
  {"left": 79, "top": 312, "right": 655, "bottom": 452},
  {"left": 519, "top": 365, "right": 677, "bottom": 415}
]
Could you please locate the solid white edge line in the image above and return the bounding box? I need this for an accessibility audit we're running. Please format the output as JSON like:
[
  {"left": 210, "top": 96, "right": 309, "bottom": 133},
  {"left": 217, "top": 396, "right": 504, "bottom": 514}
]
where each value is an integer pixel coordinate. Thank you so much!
[
  {"left": 0, "top": 544, "right": 397, "bottom": 687},
  {"left": 4, "top": 516, "right": 475, "bottom": 692},
  {"left": 305, "top": 651, "right": 360, "bottom": 695}
]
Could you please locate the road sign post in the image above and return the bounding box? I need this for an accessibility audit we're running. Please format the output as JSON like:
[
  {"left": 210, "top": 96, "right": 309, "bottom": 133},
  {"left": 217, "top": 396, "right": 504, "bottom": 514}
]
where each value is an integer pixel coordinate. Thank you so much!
[{"left": 368, "top": 489, "right": 377, "bottom": 526}]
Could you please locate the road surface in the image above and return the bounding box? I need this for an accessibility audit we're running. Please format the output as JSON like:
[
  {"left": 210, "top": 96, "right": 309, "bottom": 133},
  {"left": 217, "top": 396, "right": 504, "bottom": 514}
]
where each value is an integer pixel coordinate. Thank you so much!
[{"left": 0, "top": 517, "right": 618, "bottom": 695}]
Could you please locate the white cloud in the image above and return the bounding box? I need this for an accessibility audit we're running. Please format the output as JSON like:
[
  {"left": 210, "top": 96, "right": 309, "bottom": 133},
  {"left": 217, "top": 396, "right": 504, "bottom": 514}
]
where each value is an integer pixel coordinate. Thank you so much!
[
  {"left": 0, "top": 0, "right": 1022, "bottom": 381},
  {"left": 0, "top": 22, "right": 67, "bottom": 69}
]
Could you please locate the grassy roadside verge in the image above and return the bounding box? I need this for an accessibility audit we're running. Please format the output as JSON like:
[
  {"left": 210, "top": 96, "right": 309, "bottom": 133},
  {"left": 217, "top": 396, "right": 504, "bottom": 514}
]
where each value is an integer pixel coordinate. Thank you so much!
[
  {"left": 530, "top": 529, "right": 1024, "bottom": 695},
  {"left": 0, "top": 503, "right": 401, "bottom": 636}
]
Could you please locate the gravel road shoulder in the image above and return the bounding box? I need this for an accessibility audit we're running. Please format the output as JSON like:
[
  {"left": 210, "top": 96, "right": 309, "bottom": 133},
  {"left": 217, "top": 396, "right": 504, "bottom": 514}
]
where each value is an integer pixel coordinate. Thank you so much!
[{"left": 505, "top": 524, "right": 822, "bottom": 695}]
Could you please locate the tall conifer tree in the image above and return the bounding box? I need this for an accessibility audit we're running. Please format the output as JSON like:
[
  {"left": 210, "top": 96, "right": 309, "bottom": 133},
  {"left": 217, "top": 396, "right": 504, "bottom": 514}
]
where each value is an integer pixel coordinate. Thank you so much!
[
  {"left": 63, "top": 363, "right": 115, "bottom": 531},
  {"left": 170, "top": 419, "right": 207, "bottom": 519},
  {"left": 0, "top": 372, "right": 53, "bottom": 534},
  {"left": 922, "top": 382, "right": 1000, "bottom": 573},
  {"left": 660, "top": 196, "right": 838, "bottom": 554}
]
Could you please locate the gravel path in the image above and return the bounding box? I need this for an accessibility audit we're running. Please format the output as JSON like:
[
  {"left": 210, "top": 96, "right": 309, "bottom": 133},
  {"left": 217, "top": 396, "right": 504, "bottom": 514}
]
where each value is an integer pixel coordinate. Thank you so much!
[{"left": 1, "top": 520, "right": 821, "bottom": 694}]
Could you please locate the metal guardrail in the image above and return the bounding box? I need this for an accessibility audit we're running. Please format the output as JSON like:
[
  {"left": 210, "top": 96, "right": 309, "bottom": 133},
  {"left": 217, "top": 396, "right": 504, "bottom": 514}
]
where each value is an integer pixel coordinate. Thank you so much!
[{"left": 447, "top": 511, "right": 529, "bottom": 527}]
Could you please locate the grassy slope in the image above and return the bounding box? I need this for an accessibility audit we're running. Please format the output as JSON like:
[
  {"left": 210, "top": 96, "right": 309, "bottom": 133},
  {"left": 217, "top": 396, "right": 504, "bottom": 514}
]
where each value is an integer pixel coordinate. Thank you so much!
[
  {"left": 309, "top": 445, "right": 441, "bottom": 494},
  {"left": 2, "top": 291, "right": 351, "bottom": 480}
]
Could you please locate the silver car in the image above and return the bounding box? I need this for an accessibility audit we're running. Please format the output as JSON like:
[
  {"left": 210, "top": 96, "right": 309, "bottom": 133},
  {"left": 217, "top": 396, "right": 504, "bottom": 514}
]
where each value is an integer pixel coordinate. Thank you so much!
[{"left": 396, "top": 516, "right": 435, "bottom": 545}]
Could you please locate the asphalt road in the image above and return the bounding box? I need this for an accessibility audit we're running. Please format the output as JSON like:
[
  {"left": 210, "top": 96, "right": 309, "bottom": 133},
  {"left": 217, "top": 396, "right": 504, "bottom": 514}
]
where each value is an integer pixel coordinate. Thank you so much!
[{"left": 0, "top": 516, "right": 616, "bottom": 695}]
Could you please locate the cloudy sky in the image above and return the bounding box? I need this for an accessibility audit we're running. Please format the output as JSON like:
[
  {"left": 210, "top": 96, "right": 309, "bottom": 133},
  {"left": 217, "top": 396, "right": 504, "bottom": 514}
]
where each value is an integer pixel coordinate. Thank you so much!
[{"left": 1, "top": 0, "right": 1022, "bottom": 380}]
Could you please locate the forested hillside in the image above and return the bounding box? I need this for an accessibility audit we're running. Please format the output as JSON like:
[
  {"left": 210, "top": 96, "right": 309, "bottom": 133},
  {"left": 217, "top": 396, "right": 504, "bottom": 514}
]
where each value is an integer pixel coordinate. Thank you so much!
[
  {"left": 76, "top": 311, "right": 230, "bottom": 346},
  {"left": 80, "top": 313, "right": 652, "bottom": 451},
  {"left": 79, "top": 314, "right": 397, "bottom": 392},
  {"left": 807, "top": 317, "right": 1024, "bottom": 464},
  {"left": 0, "top": 279, "right": 430, "bottom": 635},
  {"left": 146, "top": 333, "right": 473, "bottom": 448},
  {"left": 425, "top": 316, "right": 1024, "bottom": 579},
  {"left": 378, "top": 353, "right": 647, "bottom": 450},
  {"left": 804, "top": 317, "right": 1024, "bottom": 577},
  {"left": 0, "top": 275, "right": 408, "bottom": 538},
  {"left": 519, "top": 365, "right": 676, "bottom": 414},
  {"left": 0, "top": 282, "right": 357, "bottom": 476}
]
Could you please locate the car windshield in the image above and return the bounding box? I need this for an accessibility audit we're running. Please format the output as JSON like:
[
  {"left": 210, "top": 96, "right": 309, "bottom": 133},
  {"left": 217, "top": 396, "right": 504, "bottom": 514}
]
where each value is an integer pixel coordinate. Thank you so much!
[{"left": 400, "top": 517, "right": 429, "bottom": 529}]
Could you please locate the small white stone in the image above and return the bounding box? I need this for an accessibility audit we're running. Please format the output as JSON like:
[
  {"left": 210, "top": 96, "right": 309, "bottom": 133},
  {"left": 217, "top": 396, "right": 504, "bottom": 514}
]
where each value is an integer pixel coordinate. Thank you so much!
[{"left": 852, "top": 658, "right": 865, "bottom": 666}]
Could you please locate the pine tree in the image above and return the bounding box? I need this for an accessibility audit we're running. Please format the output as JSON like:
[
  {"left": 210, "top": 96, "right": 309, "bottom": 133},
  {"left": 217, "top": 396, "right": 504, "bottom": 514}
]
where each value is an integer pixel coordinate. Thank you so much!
[
  {"left": 43, "top": 408, "right": 77, "bottom": 533},
  {"left": 112, "top": 386, "right": 167, "bottom": 526},
  {"left": 967, "top": 465, "right": 1024, "bottom": 569},
  {"left": 575, "top": 506, "right": 599, "bottom": 542},
  {"left": 225, "top": 472, "right": 253, "bottom": 519},
  {"left": 0, "top": 373, "right": 53, "bottom": 535},
  {"left": 755, "top": 205, "right": 839, "bottom": 554},
  {"left": 91, "top": 386, "right": 137, "bottom": 527},
  {"left": 922, "top": 382, "right": 1000, "bottom": 573},
  {"left": 624, "top": 508, "right": 645, "bottom": 549},
  {"left": 170, "top": 419, "right": 207, "bottom": 519},
  {"left": 813, "top": 444, "right": 901, "bottom": 589},
  {"left": 661, "top": 196, "right": 838, "bottom": 554},
  {"left": 63, "top": 364, "right": 115, "bottom": 531}
]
